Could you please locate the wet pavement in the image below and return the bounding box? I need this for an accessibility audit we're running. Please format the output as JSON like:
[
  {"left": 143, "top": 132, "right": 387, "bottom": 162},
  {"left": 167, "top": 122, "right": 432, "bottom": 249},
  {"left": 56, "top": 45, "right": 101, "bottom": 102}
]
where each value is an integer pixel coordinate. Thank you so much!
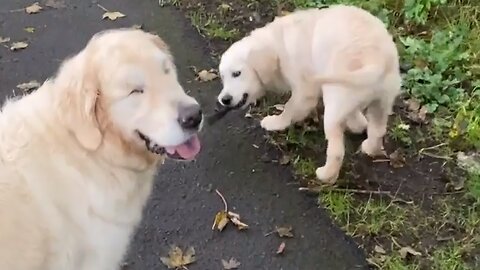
[{"left": 0, "top": 0, "right": 368, "bottom": 269}]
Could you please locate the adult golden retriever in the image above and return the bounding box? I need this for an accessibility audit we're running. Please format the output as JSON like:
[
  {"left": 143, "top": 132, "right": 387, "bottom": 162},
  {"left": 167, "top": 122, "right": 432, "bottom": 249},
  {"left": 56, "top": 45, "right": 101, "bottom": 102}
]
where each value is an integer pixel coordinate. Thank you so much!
[
  {"left": 0, "top": 28, "right": 203, "bottom": 270},
  {"left": 217, "top": 5, "right": 402, "bottom": 184}
]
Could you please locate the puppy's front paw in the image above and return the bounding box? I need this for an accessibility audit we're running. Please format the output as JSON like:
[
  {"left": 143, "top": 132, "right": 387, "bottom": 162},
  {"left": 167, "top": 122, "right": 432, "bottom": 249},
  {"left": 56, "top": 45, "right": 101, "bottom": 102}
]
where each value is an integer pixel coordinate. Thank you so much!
[
  {"left": 360, "top": 139, "right": 386, "bottom": 157},
  {"left": 260, "top": 115, "right": 290, "bottom": 131},
  {"left": 315, "top": 166, "right": 339, "bottom": 184}
]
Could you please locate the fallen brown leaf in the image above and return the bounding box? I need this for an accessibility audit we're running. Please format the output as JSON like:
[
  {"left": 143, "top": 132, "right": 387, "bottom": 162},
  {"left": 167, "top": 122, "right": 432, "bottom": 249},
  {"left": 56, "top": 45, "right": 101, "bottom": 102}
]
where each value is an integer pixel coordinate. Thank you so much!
[
  {"left": 222, "top": 257, "right": 240, "bottom": 269},
  {"left": 0, "top": 36, "right": 11, "bottom": 43},
  {"left": 10, "top": 41, "right": 29, "bottom": 51},
  {"left": 276, "top": 241, "right": 286, "bottom": 254},
  {"left": 374, "top": 245, "right": 386, "bottom": 254},
  {"left": 24, "top": 27, "right": 35, "bottom": 33},
  {"left": 25, "top": 2, "right": 42, "bottom": 14},
  {"left": 275, "top": 226, "right": 294, "bottom": 238},
  {"left": 196, "top": 69, "right": 218, "bottom": 82},
  {"left": 279, "top": 155, "right": 290, "bottom": 165},
  {"left": 17, "top": 80, "right": 41, "bottom": 92},
  {"left": 102, "top": 11, "right": 126, "bottom": 21},
  {"left": 389, "top": 149, "right": 406, "bottom": 168},
  {"left": 212, "top": 210, "right": 229, "bottom": 231},
  {"left": 405, "top": 98, "right": 420, "bottom": 112},
  {"left": 131, "top": 24, "right": 143, "bottom": 29},
  {"left": 160, "top": 246, "right": 196, "bottom": 269},
  {"left": 399, "top": 246, "right": 421, "bottom": 259}
]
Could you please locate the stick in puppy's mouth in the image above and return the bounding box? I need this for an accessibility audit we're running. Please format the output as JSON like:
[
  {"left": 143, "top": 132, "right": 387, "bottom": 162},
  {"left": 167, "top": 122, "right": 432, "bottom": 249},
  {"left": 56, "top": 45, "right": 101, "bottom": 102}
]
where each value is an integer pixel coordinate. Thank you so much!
[{"left": 206, "top": 93, "right": 249, "bottom": 125}]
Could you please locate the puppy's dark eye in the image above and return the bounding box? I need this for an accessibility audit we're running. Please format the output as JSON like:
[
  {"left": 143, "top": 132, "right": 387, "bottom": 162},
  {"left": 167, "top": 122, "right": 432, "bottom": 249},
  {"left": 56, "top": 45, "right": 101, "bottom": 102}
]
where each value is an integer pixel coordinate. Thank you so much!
[
  {"left": 129, "top": 89, "right": 144, "bottom": 95},
  {"left": 232, "top": 71, "right": 241, "bottom": 78}
]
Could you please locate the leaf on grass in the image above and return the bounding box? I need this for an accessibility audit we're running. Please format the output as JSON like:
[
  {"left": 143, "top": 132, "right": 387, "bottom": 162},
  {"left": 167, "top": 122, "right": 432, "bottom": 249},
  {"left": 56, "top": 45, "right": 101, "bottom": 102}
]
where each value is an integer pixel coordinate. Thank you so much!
[
  {"left": 0, "top": 36, "right": 11, "bottom": 43},
  {"left": 276, "top": 241, "right": 286, "bottom": 254},
  {"left": 279, "top": 155, "right": 290, "bottom": 165},
  {"left": 374, "top": 245, "right": 386, "bottom": 254},
  {"left": 275, "top": 226, "right": 294, "bottom": 238},
  {"left": 10, "top": 41, "right": 29, "bottom": 51},
  {"left": 389, "top": 149, "right": 406, "bottom": 168},
  {"left": 17, "top": 80, "right": 40, "bottom": 92},
  {"left": 399, "top": 246, "right": 421, "bottom": 259},
  {"left": 24, "top": 27, "right": 35, "bottom": 33},
  {"left": 212, "top": 210, "right": 229, "bottom": 231},
  {"left": 196, "top": 69, "right": 218, "bottom": 82},
  {"left": 102, "top": 11, "right": 126, "bottom": 21},
  {"left": 25, "top": 2, "right": 42, "bottom": 14},
  {"left": 222, "top": 257, "right": 241, "bottom": 269},
  {"left": 45, "top": 0, "right": 66, "bottom": 9},
  {"left": 405, "top": 98, "right": 420, "bottom": 112},
  {"left": 160, "top": 246, "right": 196, "bottom": 269}
]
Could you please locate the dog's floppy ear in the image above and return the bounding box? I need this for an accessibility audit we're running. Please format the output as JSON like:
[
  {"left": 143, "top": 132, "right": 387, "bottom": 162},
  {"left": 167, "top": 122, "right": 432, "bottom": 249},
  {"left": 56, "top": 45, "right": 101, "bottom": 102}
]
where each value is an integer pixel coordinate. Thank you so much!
[
  {"left": 55, "top": 49, "right": 102, "bottom": 151},
  {"left": 247, "top": 46, "right": 279, "bottom": 84}
]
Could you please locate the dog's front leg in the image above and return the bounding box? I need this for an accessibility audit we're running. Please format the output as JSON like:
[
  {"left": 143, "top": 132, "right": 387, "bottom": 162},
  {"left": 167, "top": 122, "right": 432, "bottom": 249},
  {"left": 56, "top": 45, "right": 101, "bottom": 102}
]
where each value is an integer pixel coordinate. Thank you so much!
[{"left": 260, "top": 84, "right": 319, "bottom": 131}]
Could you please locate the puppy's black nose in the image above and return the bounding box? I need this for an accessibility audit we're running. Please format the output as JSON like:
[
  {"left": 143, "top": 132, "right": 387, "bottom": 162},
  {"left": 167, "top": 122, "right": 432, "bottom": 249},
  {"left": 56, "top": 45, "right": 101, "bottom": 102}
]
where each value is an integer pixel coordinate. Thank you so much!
[
  {"left": 220, "top": 94, "right": 232, "bottom": 106},
  {"left": 178, "top": 103, "right": 202, "bottom": 130}
]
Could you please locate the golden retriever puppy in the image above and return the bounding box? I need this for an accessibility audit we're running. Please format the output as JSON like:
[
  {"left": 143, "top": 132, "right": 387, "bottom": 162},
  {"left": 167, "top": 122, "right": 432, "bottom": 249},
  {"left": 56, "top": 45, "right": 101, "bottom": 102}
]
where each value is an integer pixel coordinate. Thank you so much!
[
  {"left": 0, "top": 28, "right": 203, "bottom": 270},
  {"left": 217, "top": 5, "right": 401, "bottom": 183}
]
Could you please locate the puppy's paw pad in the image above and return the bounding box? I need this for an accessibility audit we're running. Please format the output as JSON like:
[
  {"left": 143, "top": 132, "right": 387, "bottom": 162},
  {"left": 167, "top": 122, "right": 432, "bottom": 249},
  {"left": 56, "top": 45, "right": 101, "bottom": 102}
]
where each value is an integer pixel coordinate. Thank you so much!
[
  {"left": 360, "top": 139, "right": 385, "bottom": 157},
  {"left": 315, "top": 166, "right": 339, "bottom": 184},
  {"left": 260, "top": 115, "right": 289, "bottom": 131}
]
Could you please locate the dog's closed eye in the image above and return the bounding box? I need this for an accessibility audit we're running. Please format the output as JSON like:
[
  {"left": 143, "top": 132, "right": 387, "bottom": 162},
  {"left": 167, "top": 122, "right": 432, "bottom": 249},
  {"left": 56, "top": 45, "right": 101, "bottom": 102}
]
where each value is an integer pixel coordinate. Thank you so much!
[
  {"left": 129, "top": 88, "right": 144, "bottom": 95},
  {"left": 232, "top": 71, "right": 241, "bottom": 78}
]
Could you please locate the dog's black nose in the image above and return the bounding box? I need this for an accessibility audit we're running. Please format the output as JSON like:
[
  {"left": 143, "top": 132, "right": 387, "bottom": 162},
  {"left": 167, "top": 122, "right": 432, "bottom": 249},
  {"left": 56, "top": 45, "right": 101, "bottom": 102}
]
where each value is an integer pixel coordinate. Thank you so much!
[
  {"left": 220, "top": 94, "right": 232, "bottom": 106},
  {"left": 178, "top": 103, "right": 202, "bottom": 130}
]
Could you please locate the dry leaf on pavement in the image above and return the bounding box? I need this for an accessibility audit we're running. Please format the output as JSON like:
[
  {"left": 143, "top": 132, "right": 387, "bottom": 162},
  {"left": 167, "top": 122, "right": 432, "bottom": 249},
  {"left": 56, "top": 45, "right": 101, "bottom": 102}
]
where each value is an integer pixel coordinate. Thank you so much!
[
  {"left": 17, "top": 80, "right": 41, "bottom": 92},
  {"left": 222, "top": 257, "right": 241, "bottom": 269},
  {"left": 102, "top": 11, "right": 126, "bottom": 21},
  {"left": 24, "top": 27, "right": 35, "bottom": 33},
  {"left": 160, "top": 246, "right": 196, "bottom": 269},
  {"left": 275, "top": 226, "right": 294, "bottom": 238},
  {"left": 10, "top": 41, "right": 29, "bottom": 51},
  {"left": 212, "top": 189, "right": 249, "bottom": 231},
  {"left": 0, "top": 36, "right": 11, "bottom": 43},
  {"left": 25, "top": 2, "right": 42, "bottom": 14},
  {"left": 276, "top": 241, "right": 286, "bottom": 254},
  {"left": 212, "top": 210, "right": 230, "bottom": 231},
  {"left": 196, "top": 69, "right": 218, "bottom": 82}
]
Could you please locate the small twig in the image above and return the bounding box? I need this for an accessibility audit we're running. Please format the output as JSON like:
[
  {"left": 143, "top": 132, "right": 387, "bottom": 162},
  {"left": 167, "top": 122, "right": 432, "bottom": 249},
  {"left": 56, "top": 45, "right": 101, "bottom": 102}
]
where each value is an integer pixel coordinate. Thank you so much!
[
  {"left": 373, "top": 159, "right": 390, "bottom": 163},
  {"left": 215, "top": 189, "right": 228, "bottom": 212},
  {"left": 419, "top": 151, "right": 452, "bottom": 160},
  {"left": 299, "top": 187, "right": 393, "bottom": 197},
  {"left": 419, "top": 142, "right": 448, "bottom": 152},
  {"left": 96, "top": 4, "right": 109, "bottom": 12},
  {"left": 432, "top": 190, "right": 465, "bottom": 196}
]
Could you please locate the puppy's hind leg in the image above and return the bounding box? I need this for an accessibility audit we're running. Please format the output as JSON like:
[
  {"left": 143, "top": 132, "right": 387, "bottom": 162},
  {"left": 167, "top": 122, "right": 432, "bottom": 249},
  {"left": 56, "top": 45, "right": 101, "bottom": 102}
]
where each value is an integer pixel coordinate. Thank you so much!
[
  {"left": 315, "top": 86, "right": 353, "bottom": 184},
  {"left": 261, "top": 83, "right": 320, "bottom": 131},
  {"left": 361, "top": 99, "right": 389, "bottom": 157}
]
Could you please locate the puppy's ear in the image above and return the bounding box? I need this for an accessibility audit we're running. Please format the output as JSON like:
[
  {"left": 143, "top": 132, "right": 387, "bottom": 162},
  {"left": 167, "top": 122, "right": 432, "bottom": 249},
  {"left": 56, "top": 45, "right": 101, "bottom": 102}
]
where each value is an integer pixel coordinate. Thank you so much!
[
  {"left": 55, "top": 49, "right": 102, "bottom": 151},
  {"left": 247, "top": 46, "right": 279, "bottom": 84}
]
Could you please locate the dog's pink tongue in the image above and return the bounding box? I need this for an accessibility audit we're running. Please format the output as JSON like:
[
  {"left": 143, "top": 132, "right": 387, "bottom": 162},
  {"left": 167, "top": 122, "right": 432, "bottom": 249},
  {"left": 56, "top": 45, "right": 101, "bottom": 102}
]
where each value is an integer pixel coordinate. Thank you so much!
[{"left": 167, "top": 135, "right": 201, "bottom": 160}]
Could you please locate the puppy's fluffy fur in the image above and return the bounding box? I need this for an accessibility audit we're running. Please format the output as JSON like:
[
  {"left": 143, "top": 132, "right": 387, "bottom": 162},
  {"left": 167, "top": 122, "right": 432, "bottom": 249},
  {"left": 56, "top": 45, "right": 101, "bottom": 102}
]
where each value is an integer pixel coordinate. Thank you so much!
[
  {"left": 0, "top": 29, "right": 201, "bottom": 270},
  {"left": 218, "top": 5, "right": 402, "bottom": 183}
]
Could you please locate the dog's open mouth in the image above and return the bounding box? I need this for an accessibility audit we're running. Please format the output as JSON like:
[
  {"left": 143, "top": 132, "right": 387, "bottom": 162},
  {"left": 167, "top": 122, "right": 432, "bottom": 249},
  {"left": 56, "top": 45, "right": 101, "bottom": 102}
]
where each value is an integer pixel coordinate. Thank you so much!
[{"left": 136, "top": 131, "right": 201, "bottom": 160}]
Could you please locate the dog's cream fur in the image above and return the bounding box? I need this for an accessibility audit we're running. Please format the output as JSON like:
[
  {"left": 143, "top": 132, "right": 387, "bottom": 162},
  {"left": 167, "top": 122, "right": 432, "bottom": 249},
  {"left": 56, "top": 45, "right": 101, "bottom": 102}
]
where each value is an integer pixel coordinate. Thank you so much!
[
  {"left": 0, "top": 29, "right": 201, "bottom": 270},
  {"left": 218, "top": 5, "right": 402, "bottom": 183}
]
